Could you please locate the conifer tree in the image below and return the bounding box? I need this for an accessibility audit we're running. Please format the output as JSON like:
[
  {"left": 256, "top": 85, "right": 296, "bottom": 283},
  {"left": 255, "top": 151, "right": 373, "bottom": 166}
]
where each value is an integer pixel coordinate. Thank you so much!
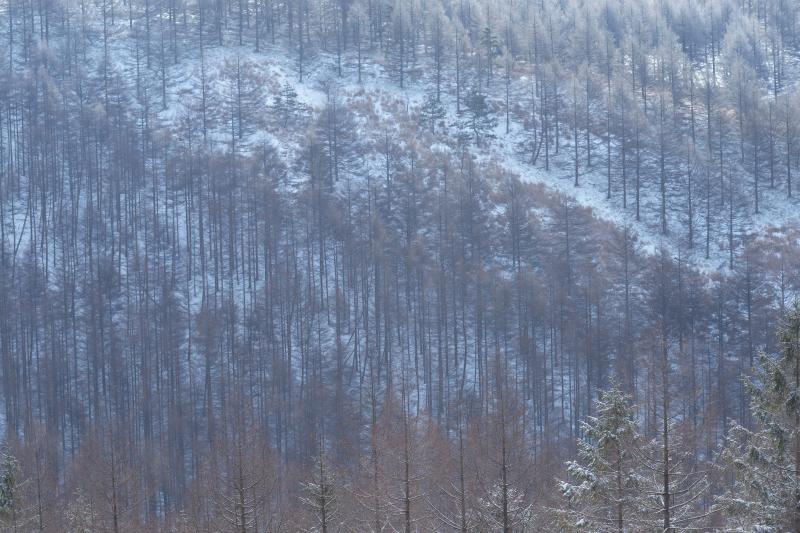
[
  {"left": 558, "top": 386, "right": 645, "bottom": 532},
  {"left": 636, "top": 413, "right": 710, "bottom": 531},
  {"left": 301, "top": 445, "right": 339, "bottom": 533},
  {"left": 716, "top": 302, "right": 800, "bottom": 531},
  {"left": 456, "top": 86, "right": 497, "bottom": 146},
  {"left": 480, "top": 26, "right": 502, "bottom": 83},
  {"left": 480, "top": 481, "right": 533, "bottom": 532},
  {"left": 0, "top": 445, "right": 25, "bottom": 531},
  {"left": 420, "top": 92, "right": 446, "bottom": 133},
  {"left": 636, "top": 347, "right": 711, "bottom": 532},
  {"left": 274, "top": 81, "right": 303, "bottom": 127},
  {"left": 0, "top": 448, "right": 17, "bottom": 516}
]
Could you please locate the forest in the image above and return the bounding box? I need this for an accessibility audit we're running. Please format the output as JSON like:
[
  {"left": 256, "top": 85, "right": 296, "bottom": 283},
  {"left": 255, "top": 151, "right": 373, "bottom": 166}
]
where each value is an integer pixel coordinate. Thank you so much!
[{"left": 1, "top": 0, "right": 800, "bottom": 529}]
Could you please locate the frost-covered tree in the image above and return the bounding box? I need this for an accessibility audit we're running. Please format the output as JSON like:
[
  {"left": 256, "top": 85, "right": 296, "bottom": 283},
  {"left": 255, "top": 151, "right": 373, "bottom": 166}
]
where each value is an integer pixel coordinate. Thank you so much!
[
  {"left": 221, "top": 58, "right": 265, "bottom": 141},
  {"left": 0, "top": 446, "right": 21, "bottom": 530},
  {"left": 716, "top": 302, "right": 800, "bottom": 531},
  {"left": 636, "top": 416, "right": 710, "bottom": 531},
  {"left": 636, "top": 348, "right": 711, "bottom": 532},
  {"left": 274, "top": 81, "right": 304, "bottom": 127},
  {"left": 558, "top": 386, "right": 645, "bottom": 532},
  {"left": 300, "top": 446, "right": 339, "bottom": 533},
  {"left": 65, "top": 490, "right": 98, "bottom": 533},
  {"left": 480, "top": 481, "right": 534, "bottom": 532},
  {"left": 476, "top": 358, "right": 535, "bottom": 533},
  {"left": 210, "top": 416, "right": 277, "bottom": 533},
  {"left": 4, "top": 0, "right": 800, "bottom": 528}
]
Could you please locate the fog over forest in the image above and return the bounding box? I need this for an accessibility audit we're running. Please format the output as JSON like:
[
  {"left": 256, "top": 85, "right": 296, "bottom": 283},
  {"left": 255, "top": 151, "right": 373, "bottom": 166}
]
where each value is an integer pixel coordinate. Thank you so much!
[{"left": 1, "top": 0, "right": 800, "bottom": 530}]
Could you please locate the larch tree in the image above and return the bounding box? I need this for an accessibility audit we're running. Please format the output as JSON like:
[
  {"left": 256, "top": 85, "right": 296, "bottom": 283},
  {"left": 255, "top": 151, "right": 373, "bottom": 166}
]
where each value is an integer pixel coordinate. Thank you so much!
[
  {"left": 2, "top": 0, "right": 800, "bottom": 529},
  {"left": 301, "top": 444, "right": 340, "bottom": 533},
  {"left": 476, "top": 356, "right": 535, "bottom": 533},
  {"left": 64, "top": 490, "right": 99, "bottom": 533},
  {"left": 636, "top": 352, "right": 712, "bottom": 532}
]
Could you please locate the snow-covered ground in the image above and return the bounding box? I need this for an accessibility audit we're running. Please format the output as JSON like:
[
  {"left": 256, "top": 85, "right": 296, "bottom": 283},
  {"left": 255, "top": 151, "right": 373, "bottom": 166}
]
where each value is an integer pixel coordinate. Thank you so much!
[
  {"left": 126, "top": 37, "right": 799, "bottom": 278},
  {"left": 12, "top": 18, "right": 799, "bottom": 293}
]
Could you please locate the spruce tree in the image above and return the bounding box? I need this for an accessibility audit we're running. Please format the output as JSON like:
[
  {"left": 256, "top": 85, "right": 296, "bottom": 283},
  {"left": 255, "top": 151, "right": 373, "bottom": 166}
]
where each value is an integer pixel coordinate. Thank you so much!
[
  {"left": 635, "top": 351, "right": 711, "bottom": 532},
  {"left": 636, "top": 412, "right": 710, "bottom": 531},
  {"left": 558, "top": 386, "right": 646, "bottom": 532},
  {"left": 716, "top": 302, "right": 800, "bottom": 531}
]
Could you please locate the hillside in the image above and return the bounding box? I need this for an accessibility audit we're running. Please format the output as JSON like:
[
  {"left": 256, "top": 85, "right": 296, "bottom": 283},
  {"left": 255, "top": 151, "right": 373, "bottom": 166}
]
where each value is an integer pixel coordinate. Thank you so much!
[{"left": 2, "top": 0, "right": 800, "bottom": 530}]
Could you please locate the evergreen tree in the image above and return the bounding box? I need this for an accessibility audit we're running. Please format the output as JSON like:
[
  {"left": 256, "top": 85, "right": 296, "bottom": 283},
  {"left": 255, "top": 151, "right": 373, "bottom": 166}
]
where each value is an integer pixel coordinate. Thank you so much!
[
  {"left": 0, "top": 449, "right": 16, "bottom": 515},
  {"left": 455, "top": 86, "right": 497, "bottom": 146},
  {"left": 419, "top": 92, "right": 446, "bottom": 133},
  {"left": 558, "top": 386, "right": 646, "bottom": 532},
  {"left": 273, "top": 81, "right": 303, "bottom": 127},
  {"left": 716, "top": 302, "right": 800, "bottom": 531},
  {"left": 480, "top": 26, "right": 502, "bottom": 82},
  {"left": 0, "top": 446, "right": 22, "bottom": 530}
]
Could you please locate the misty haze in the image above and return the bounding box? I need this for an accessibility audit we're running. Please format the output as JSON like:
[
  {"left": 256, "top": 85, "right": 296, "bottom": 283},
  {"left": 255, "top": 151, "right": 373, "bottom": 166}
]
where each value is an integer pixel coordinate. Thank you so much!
[{"left": 1, "top": 0, "right": 800, "bottom": 530}]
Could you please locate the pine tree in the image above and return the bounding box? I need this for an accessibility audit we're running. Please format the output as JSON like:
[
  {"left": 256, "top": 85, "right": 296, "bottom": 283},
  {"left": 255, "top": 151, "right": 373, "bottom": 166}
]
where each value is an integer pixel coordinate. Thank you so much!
[
  {"left": 273, "top": 81, "right": 303, "bottom": 127},
  {"left": 716, "top": 302, "right": 800, "bottom": 531},
  {"left": 419, "top": 92, "right": 446, "bottom": 133},
  {"left": 558, "top": 386, "right": 646, "bottom": 532},
  {"left": 480, "top": 26, "right": 502, "bottom": 83},
  {"left": 455, "top": 86, "right": 497, "bottom": 146}
]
